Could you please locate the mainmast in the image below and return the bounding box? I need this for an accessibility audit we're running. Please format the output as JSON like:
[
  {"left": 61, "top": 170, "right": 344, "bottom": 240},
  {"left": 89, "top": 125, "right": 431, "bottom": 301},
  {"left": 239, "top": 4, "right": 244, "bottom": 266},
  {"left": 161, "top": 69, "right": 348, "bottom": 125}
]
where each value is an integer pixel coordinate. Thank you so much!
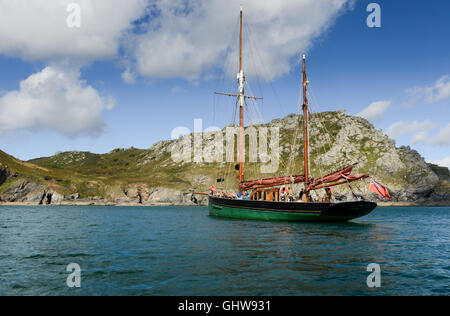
[
  {"left": 238, "top": 5, "right": 245, "bottom": 185},
  {"left": 302, "top": 54, "right": 310, "bottom": 189}
]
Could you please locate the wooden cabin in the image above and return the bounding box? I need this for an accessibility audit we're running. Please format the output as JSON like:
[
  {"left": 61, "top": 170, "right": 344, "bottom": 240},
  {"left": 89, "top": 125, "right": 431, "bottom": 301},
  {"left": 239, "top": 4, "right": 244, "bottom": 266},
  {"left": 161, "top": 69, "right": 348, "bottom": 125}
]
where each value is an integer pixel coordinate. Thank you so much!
[{"left": 249, "top": 188, "right": 283, "bottom": 202}]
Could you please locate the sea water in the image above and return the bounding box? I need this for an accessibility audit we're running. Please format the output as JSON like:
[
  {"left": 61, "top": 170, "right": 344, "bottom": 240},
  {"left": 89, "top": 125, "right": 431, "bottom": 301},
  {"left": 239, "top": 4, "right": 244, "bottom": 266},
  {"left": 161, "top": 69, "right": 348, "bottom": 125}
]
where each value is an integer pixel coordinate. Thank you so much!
[{"left": 0, "top": 205, "right": 448, "bottom": 295}]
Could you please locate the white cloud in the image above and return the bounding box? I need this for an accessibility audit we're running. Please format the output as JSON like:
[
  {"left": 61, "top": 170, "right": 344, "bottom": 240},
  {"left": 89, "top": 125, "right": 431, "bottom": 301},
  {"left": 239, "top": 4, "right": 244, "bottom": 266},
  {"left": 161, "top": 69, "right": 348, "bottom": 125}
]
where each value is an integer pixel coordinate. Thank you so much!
[
  {"left": 129, "top": 0, "right": 352, "bottom": 81},
  {"left": 171, "top": 86, "right": 185, "bottom": 93},
  {"left": 404, "top": 75, "right": 450, "bottom": 106},
  {"left": 122, "top": 69, "right": 137, "bottom": 85},
  {"left": 356, "top": 100, "right": 391, "bottom": 121},
  {"left": 386, "top": 120, "right": 439, "bottom": 139},
  {"left": 424, "top": 76, "right": 450, "bottom": 103},
  {"left": 430, "top": 156, "right": 450, "bottom": 169},
  {"left": 433, "top": 123, "right": 450, "bottom": 145},
  {"left": 0, "top": 0, "right": 146, "bottom": 61},
  {"left": 0, "top": 66, "right": 115, "bottom": 137},
  {"left": 386, "top": 120, "right": 450, "bottom": 146}
]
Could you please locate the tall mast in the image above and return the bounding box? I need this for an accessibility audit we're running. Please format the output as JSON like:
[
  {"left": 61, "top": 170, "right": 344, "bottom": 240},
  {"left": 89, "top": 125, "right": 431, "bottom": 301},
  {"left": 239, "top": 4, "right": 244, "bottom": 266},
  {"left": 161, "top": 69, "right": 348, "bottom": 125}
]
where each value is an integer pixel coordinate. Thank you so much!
[
  {"left": 238, "top": 5, "right": 245, "bottom": 185},
  {"left": 213, "top": 6, "right": 262, "bottom": 190},
  {"left": 302, "top": 54, "right": 309, "bottom": 187}
]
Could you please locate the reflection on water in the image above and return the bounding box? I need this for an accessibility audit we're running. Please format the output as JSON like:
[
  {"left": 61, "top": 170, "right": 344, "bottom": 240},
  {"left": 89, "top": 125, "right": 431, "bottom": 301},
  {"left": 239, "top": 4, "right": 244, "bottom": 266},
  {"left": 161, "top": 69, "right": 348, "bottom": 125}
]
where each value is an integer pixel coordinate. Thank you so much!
[{"left": 0, "top": 206, "right": 448, "bottom": 295}]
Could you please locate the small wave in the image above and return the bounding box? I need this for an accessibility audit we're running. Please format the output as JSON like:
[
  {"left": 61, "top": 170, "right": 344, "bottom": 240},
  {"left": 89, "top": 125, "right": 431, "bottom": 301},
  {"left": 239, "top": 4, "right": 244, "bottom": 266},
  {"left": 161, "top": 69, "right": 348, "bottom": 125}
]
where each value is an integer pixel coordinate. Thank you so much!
[
  {"left": 23, "top": 254, "right": 50, "bottom": 259},
  {"left": 62, "top": 253, "right": 95, "bottom": 258},
  {"left": 23, "top": 253, "right": 94, "bottom": 260}
]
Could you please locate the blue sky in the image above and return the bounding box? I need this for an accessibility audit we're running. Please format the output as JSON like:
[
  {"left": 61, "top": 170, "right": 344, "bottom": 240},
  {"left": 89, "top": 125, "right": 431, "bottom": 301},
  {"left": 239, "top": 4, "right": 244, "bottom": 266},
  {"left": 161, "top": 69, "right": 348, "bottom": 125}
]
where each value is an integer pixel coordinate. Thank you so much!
[{"left": 0, "top": 0, "right": 449, "bottom": 167}]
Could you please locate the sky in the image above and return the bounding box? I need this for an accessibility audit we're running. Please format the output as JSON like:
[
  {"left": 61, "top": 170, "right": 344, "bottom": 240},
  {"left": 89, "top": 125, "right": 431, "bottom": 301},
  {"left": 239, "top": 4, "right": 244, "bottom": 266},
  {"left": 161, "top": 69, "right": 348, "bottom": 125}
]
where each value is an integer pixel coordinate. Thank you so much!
[{"left": 0, "top": 0, "right": 449, "bottom": 168}]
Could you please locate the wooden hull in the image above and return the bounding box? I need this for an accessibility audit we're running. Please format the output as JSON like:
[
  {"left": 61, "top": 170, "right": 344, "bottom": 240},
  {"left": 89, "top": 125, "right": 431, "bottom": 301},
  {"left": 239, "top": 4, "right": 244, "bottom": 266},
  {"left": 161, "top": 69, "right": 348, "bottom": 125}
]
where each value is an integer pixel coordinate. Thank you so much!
[{"left": 208, "top": 196, "right": 377, "bottom": 222}]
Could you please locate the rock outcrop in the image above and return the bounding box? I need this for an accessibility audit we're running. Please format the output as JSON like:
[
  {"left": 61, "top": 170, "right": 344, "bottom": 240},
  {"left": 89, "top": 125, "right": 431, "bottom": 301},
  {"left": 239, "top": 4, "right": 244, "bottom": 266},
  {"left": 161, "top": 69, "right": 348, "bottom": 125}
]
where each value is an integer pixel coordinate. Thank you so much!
[
  {"left": 0, "top": 181, "right": 46, "bottom": 203},
  {"left": 104, "top": 184, "right": 207, "bottom": 205}
]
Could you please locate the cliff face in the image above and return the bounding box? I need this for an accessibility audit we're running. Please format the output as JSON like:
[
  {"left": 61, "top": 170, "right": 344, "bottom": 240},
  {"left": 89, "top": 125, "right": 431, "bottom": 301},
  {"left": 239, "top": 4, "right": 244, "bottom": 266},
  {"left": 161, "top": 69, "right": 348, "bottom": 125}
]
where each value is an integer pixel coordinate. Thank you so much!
[
  {"left": 0, "top": 111, "right": 449, "bottom": 206},
  {"left": 265, "top": 112, "right": 448, "bottom": 204}
]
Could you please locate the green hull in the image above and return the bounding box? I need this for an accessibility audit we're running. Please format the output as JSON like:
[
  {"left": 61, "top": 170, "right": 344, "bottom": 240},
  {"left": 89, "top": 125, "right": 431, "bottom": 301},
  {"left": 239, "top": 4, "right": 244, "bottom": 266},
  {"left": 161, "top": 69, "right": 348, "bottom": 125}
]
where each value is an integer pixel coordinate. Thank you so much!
[
  {"left": 210, "top": 204, "right": 323, "bottom": 222},
  {"left": 208, "top": 196, "right": 376, "bottom": 222}
]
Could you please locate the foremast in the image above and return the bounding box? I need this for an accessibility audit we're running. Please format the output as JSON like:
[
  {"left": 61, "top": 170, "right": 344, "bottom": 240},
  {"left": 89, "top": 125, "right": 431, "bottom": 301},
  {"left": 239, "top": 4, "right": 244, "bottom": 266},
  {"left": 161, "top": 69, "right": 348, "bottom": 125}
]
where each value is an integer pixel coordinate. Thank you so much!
[
  {"left": 302, "top": 54, "right": 310, "bottom": 194},
  {"left": 214, "top": 6, "right": 262, "bottom": 193}
]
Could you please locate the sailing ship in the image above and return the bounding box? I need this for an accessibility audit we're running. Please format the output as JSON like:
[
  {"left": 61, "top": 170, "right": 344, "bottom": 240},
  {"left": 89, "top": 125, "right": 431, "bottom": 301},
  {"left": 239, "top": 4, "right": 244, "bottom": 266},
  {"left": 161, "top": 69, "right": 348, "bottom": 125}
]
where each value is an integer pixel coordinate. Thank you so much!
[{"left": 208, "top": 7, "right": 377, "bottom": 222}]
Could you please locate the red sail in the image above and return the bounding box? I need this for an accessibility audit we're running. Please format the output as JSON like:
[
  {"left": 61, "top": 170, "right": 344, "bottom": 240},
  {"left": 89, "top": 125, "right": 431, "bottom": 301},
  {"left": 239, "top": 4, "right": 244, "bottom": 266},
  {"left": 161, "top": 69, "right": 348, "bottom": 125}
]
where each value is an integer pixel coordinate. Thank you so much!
[
  {"left": 240, "top": 163, "right": 369, "bottom": 192},
  {"left": 240, "top": 175, "right": 305, "bottom": 191},
  {"left": 306, "top": 163, "right": 369, "bottom": 191}
]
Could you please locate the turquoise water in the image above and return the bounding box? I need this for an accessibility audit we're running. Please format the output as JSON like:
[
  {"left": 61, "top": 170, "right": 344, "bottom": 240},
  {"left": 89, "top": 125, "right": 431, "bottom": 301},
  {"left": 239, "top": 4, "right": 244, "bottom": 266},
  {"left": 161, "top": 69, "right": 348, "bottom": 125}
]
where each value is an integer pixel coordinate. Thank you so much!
[{"left": 0, "top": 205, "right": 448, "bottom": 295}]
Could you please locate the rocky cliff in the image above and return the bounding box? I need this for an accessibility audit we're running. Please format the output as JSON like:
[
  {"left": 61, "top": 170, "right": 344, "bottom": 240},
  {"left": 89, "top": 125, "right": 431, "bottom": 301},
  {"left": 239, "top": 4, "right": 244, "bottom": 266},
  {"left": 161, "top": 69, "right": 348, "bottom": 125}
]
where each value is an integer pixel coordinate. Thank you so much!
[{"left": 0, "top": 111, "right": 449, "bottom": 206}]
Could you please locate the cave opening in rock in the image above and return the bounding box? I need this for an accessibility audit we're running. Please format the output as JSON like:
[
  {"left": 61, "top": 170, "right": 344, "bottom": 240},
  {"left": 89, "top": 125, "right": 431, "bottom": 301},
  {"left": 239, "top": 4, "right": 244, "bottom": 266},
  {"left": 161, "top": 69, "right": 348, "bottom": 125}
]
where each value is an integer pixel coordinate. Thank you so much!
[
  {"left": 46, "top": 193, "right": 52, "bottom": 205},
  {"left": 0, "top": 168, "right": 9, "bottom": 186}
]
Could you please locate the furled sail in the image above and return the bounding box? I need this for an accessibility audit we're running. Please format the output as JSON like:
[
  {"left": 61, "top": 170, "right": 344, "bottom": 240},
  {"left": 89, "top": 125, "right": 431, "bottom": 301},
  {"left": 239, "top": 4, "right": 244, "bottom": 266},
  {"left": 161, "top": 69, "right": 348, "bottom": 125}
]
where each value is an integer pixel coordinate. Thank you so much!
[
  {"left": 306, "top": 163, "right": 369, "bottom": 191},
  {"left": 240, "top": 163, "right": 368, "bottom": 192},
  {"left": 240, "top": 174, "right": 306, "bottom": 191}
]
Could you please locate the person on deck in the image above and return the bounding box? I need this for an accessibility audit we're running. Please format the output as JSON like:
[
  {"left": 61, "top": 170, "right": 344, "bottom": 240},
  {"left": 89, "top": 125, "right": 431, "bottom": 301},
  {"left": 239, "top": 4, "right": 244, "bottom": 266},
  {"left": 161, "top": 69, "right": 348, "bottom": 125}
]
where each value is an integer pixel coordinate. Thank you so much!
[
  {"left": 288, "top": 190, "right": 294, "bottom": 202},
  {"left": 307, "top": 191, "right": 314, "bottom": 202},
  {"left": 324, "top": 187, "right": 334, "bottom": 202},
  {"left": 280, "top": 187, "right": 287, "bottom": 201}
]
